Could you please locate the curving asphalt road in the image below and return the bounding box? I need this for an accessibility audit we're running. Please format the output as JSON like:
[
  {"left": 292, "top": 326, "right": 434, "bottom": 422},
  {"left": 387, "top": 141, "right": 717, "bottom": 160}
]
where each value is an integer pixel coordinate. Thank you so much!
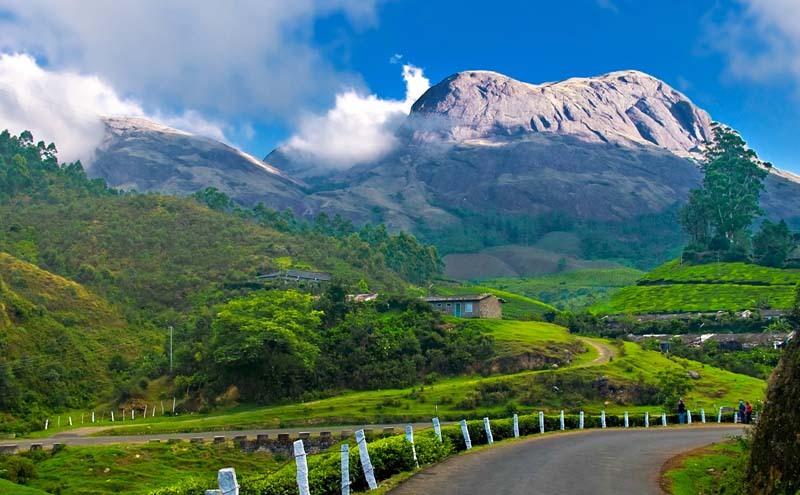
[{"left": 390, "top": 426, "right": 745, "bottom": 495}]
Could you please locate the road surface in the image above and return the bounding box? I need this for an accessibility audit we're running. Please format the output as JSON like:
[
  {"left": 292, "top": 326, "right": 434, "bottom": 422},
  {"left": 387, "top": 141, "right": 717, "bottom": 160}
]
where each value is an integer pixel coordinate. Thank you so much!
[{"left": 390, "top": 426, "right": 744, "bottom": 495}]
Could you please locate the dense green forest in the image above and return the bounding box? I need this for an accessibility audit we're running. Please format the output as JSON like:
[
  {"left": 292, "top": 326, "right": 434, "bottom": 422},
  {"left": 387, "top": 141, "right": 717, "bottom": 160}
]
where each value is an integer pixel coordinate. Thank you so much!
[{"left": 0, "top": 129, "right": 445, "bottom": 427}]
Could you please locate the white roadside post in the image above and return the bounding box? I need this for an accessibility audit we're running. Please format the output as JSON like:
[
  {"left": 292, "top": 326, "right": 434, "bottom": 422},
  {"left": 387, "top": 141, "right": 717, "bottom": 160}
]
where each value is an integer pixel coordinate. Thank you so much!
[
  {"left": 406, "top": 424, "right": 419, "bottom": 468},
  {"left": 44, "top": 419, "right": 49, "bottom": 431},
  {"left": 687, "top": 410, "right": 692, "bottom": 425},
  {"left": 483, "top": 418, "right": 494, "bottom": 446},
  {"left": 579, "top": 411, "right": 585, "bottom": 430},
  {"left": 734, "top": 410, "right": 739, "bottom": 424},
  {"left": 539, "top": 411, "right": 545, "bottom": 434},
  {"left": 341, "top": 444, "right": 351, "bottom": 495},
  {"left": 172, "top": 397, "right": 176, "bottom": 415},
  {"left": 432, "top": 417, "right": 443, "bottom": 443},
  {"left": 559, "top": 411, "right": 565, "bottom": 431},
  {"left": 718, "top": 408, "right": 723, "bottom": 424},
  {"left": 460, "top": 420, "right": 472, "bottom": 450},
  {"left": 701, "top": 409, "right": 706, "bottom": 423},
  {"left": 152, "top": 405, "right": 156, "bottom": 418},
  {"left": 355, "top": 429, "right": 378, "bottom": 490},
  {"left": 91, "top": 411, "right": 95, "bottom": 424},
  {"left": 161, "top": 401, "right": 165, "bottom": 415},
  {"left": 132, "top": 409, "right": 135, "bottom": 421},
  {"left": 624, "top": 411, "right": 629, "bottom": 428},
  {"left": 218, "top": 467, "right": 239, "bottom": 495},
  {"left": 512, "top": 414, "right": 520, "bottom": 438},
  {"left": 294, "top": 440, "right": 310, "bottom": 495},
  {"left": 68, "top": 416, "right": 73, "bottom": 427},
  {"left": 600, "top": 411, "right": 606, "bottom": 429},
  {"left": 111, "top": 411, "right": 115, "bottom": 422},
  {"left": 661, "top": 413, "right": 667, "bottom": 427},
  {"left": 645, "top": 412, "right": 649, "bottom": 428},
  {"left": 144, "top": 405, "right": 148, "bottom": 418}
]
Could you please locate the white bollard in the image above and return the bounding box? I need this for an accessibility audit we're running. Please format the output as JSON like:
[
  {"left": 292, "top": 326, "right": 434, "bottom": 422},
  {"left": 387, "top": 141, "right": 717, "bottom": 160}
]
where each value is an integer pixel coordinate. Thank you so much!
[
  {"left": 460, "top": 420, "right": 472, "bottom": 450},
  {"left": 172, "top": 397, "right": 176, "bottom": 415},
  {"left": 132, "top": 409, "right": 135, "bottom": 420},
  {"left": 734, "top": 410, "right": 739, "bottom": 424},
  {"left": 111, "top": 411, "right": 115, "bottom": 422},
  {"left": 294, "top": 440, "right": 310, "bottom": 495},
  {"left": 405, "top": 424, "right": 419, "bottom": 468},
  {"left": 624, "top": 411, "right": 629, "bottom": 428},
  {"left": 161, "top": 401, "right": 165, "bottom": 415},
  {"left": 687, "top": 410, "right": 692, "bottom": 425},
  {"left": 152, "top": 405, "right": 156, "bottom": 418},
  {"left": 579, "top": 411, "right": 585, "bottom": 429},
  {"left": 701, "top": 409, "right": 706, "bottom": 424},
  {"left": 144, "top": 405, "right": 148, "bottom": 418},
  {"left": 600, "top": 411, "right": 606, "bottom": 429},
  {"left": 513, "top": 413, "right": 520, "bottom": 438},
  {"left": 483, "top": 418, "right": 494, "bottom": 445},
  {"left": 718, "top": 408, "right": 722, "bottom": 424},
  {"left": 341, "top": 444, "right": 350, "bottom": 495},
  {"left": 91, "top": 411, "right": 95, "bottom": 424},
  {"left": 560, "top": 410, "right": 565, "bottom": 431},
  {"left": 68, "top": 416, "right": 73, "bottom": 427},
  {"left": 662, "top": 413, "right": 667, "bottom": 426},
  {"left": 432, "top": 417, "right": 442, "bottom": 443},
  {"left": 44, "top": 419, "right": 49, "bottom": 430},
  {"left": 645, "top": 412, "right": 649, "bottom": 428},
  {"left": 355, "top": 429, "right": 378, "bottom": 490},
  {"left": 218, "top": 467, "right": 239, "bottom": 495},
  {"left": 539, "top": 411, "right": 545, "bottom": 434}
]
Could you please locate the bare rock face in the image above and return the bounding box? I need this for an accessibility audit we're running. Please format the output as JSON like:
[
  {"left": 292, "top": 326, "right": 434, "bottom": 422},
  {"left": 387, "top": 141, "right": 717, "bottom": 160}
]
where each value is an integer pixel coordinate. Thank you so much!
[
  {"left": 409, "top": 70, "right": 713, "bottom": 158},
  {"left": 90, "top": 117, "right": 308, "bottom": 210}
]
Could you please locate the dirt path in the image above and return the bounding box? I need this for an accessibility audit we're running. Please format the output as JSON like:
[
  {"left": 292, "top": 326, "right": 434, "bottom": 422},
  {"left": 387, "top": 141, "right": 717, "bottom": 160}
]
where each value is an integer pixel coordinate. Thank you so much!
[{"left": 579, "top": 337, "right": 618, "bottom": 366}]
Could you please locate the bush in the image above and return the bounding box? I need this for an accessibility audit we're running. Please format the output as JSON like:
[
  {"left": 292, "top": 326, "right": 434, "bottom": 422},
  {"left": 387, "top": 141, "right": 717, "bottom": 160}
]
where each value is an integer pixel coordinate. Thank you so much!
[{"left": 0, "top": 455, "right": 36, "bottom": 484}]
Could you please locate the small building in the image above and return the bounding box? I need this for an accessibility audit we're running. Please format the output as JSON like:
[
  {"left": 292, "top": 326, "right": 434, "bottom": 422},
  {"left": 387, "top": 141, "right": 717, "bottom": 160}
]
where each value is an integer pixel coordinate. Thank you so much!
[
  {"left": 423, "top": 294, "right": 503, "bottom": 319},
  {"left": 257, "top": 269, "right": 332, "bottom": 285},
  {"left": 347, "top": 293, "right": 379, "bottom": 303}
]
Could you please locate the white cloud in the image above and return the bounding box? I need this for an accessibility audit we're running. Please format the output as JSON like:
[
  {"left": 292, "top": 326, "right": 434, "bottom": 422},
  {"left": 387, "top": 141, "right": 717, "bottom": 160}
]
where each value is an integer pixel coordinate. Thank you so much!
[
  {"left": 709, "top": 0, "right": 800, "bottom": 87},
  {"left": 283, "top": 64, "right": 430, "bottom": 168},
  {"left": 0, "top": 0, "right": 380, "bottom": 120},
  {"left": 0, "top": 53, "right": 225, "bottom": 163}
]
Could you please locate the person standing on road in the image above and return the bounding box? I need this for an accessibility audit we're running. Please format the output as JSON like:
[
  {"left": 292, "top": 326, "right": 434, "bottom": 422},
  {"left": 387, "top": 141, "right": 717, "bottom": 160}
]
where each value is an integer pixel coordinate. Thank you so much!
[
  {"left": 745, "top": 401, "right": 753, "bottom": 424},
  {"left": 677, "top": 398, "right": 687, "bottom": 424},
  {"left": 738, "top": 400, "right": 746, "bottom": 423}
]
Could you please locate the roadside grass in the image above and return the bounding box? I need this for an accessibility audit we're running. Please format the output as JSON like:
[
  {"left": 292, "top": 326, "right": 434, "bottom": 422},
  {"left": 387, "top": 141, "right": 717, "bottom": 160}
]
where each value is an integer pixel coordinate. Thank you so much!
[
  {"left": 0, "top": 479, "right": 49, "bottom": 495},
  {"left": 431, "top": 283, "right": 558, "bottom": 319},
  {"left": 470, "top": 319, "right": 577, "bottom": 359},
  {"left": 54, "top": 335, "right": 763, "bottom": 437},
  {"left": 482, "top": 267, "right": 645, "bottom": 311},
  {"left": 662, "top": 439, "right": 747, "bottom": 495},
  {"left": 21, "top": 441, "right": 279, "bottom": 495}
]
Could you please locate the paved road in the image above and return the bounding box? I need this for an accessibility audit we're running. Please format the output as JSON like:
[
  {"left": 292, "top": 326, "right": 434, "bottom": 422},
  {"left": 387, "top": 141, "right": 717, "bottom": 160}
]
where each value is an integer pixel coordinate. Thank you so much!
[
  {"left": 1, "top": 422, "right": 434, "bottom": 451},
  {"left": 390, "top": 426, "right": 744, "bottom": 495}
]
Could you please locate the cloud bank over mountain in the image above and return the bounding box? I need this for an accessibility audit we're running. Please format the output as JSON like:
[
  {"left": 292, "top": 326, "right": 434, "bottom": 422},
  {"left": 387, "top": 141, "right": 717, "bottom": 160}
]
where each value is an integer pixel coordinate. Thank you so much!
[
  {"left": 0, "top": 53, "right": 225, "bottom": 163},
  {"left": 283, "top": 64, "right": 430, "bottom": 168}
]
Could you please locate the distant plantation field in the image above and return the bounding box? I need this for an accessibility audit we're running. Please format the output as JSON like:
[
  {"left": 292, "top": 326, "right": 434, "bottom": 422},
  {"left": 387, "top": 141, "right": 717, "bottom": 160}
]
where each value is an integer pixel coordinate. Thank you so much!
[
  {"left": 482, "top": 267, "right": 644, "bottom": 310},
  {"left": 591, "top": 261, "right": 799, "bottom": 314}
]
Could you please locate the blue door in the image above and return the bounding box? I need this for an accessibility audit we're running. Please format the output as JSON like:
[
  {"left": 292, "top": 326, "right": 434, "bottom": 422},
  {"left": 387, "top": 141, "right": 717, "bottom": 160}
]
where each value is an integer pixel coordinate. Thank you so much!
[{"left": 454, "top": 303, "right": 462, "bottom": 317}]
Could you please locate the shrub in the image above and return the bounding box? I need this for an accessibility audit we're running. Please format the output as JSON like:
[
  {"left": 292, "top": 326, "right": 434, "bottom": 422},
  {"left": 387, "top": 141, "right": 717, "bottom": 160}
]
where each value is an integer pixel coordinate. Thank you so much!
[{"left": 0, "top": 455, "right": 36, "bottom": 484}]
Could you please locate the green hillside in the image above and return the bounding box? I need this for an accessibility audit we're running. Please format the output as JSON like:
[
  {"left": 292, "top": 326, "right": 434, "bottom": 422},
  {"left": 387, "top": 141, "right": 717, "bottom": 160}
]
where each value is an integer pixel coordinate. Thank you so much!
[
  {"left": 482, "top": 267, "right": 645, "bottom": 311},
  {"left": 0, "top": 252, "right": 149, "bottom": 429},
  {"left": 591, "top": 260, "right": 800, "bottom": 314}
]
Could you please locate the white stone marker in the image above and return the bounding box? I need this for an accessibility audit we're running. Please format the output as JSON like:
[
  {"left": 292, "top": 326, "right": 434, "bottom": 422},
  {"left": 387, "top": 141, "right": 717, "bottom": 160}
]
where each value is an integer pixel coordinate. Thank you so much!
[
  {"left": 600, "top": 411, "right": 606, "bottom": 429},
  {"left": 341, "top": 444, "right": 351, "bottom": 495},
  {"left": 144, "top": 405, "right": 148, "bottom": 418},
  {"left": 355, "top": 429, "right": 378, "bottom": 490},
  {"left": 718, "top": 408, "right": 722, "bottom": 424},
  {"left": 218, "top": 467, "right": 239, "bottom": 495},
  {"left": 432, "top": 417, "right": 442, "bottom": 443},
  {"left": 152, "top": 405, "right": 156, "bottom": 417},
  {"left": 294, "top": 440, "right": 310, "bottom": 495},
  {"left": 172, "top": 397, "right": 176, "bottom": 415},
  {"left": 111, "top": 411, "right": 115, "bottom": 422},
  {"left": 687, "top": 410, "right": 692, "bottom": 425},
  {"left": 44, "top": 419, "right": 49, "bottom": 430},
  {"left": 91, "top": 411, "right": 95, "bottom": 423},
  {"left": 624, "top": 411, "right": 629, "bottom": 428},
  {"left": 701, "top": 409, "right": 706, "bottom": 423},
  {"left": 579, "top": 411, "right": 585, "bottom": 429},
  {"left": 68, "top": 416, "right": 73, "bottom": 427},
  {"left": 560, "top": 410, "right": 565, "bottom": 431},
  {"left": 645, "top": 412, "right": 650, "bottom": 428},
  {"left": 539, "top": 411, "right": 545, "bottom": 434},
  {"left": 512, "top": 414, "right": 520, "bottom": 438},
  {"left": 734, "top": 411, "right": 739, "bottom": 424},
  {"left": 483, "top": 418, "right": 494, "bottom": 445},
  {"left": 406, "top": 424, "right": 419, "bottom": 468},
  {"left": 460, "top": 420, "right": 472, "bottom": 450},
  {"left": 132, "top": 409, "right": 135, "bottom": 420},
  {"left": 661, "top": 413, "right": 667, "bottom": 426}
]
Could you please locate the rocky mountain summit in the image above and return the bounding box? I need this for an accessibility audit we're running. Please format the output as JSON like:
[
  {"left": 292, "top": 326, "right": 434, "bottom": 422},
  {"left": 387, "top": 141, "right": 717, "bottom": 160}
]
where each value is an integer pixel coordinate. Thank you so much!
[{"left": 408, "top": 70, "right": 713, "bottom": 158}]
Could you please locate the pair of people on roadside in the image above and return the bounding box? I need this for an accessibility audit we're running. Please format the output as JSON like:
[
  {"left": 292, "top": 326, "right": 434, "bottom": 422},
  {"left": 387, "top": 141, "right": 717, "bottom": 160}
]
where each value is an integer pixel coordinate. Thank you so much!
[{"left": 738, "top": 400, "right": 753, "bottom": 424}]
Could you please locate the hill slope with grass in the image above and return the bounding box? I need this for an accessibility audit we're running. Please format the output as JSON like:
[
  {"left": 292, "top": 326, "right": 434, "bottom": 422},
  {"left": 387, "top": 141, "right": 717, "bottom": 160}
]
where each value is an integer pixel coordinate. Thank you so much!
[
  {"left": 0, "top": 252, "right": 148, "bottom": 430},
  {"left": 590, "top": 260, "right": 800, "bottom": 314}
]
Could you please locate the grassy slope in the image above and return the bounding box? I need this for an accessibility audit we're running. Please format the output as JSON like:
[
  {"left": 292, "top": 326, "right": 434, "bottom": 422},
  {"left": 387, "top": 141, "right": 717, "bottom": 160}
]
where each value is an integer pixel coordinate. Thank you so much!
[
  {"left": 59, "top": 322, "right": 763, "bottom": 437},
  {"left": 0, "top": 479, "right": 49, "bottom": 495},
  {"left": 0, "top": 252, "right": 148, "bottom": 408},
  {"left": 591, "top": 260, "right": 800, "bottom": 314},
  {"left": 663, "top": 440, "right": 746, "bottom": 495},
  {"left": 23, "top": 442, "right": 279, "bottom": 495},
  {"left": 482, "top": 267, "right": 644, "bottom": 311},
  {"left": 432, "top": 283, "right": 558, "bottom": 319}
]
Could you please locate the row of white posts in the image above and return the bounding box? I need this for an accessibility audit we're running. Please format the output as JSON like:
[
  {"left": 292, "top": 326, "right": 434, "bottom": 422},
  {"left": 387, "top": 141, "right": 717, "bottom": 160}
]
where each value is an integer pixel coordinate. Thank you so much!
[
  {"left": 43, "top": 398, "right": 178, "bottom": 430},
  {"left": 204, "top": 407, "right": 737, "bottom": 494}
]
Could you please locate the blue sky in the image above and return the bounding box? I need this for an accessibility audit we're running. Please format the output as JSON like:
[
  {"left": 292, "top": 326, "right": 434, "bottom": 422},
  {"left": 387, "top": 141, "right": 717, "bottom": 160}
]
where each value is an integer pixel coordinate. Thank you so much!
[{"left": 0, "top": 0, "right": 798, "bottom": 171}]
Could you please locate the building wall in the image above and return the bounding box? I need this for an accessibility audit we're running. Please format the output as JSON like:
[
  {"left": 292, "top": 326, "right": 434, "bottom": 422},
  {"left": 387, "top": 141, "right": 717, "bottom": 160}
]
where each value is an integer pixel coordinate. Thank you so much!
[
  {"left": 477, "top": 297, "right": 503, "bottom": 319},
  {"left": 427, "top": 297, "right": 502, "bottom": 319}
]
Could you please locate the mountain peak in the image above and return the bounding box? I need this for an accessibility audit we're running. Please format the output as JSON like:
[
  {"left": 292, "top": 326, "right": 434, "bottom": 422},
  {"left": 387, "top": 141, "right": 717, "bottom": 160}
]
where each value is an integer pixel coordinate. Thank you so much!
[{"left": 409, "top": 69, "right": 713, "bottom": 158}]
